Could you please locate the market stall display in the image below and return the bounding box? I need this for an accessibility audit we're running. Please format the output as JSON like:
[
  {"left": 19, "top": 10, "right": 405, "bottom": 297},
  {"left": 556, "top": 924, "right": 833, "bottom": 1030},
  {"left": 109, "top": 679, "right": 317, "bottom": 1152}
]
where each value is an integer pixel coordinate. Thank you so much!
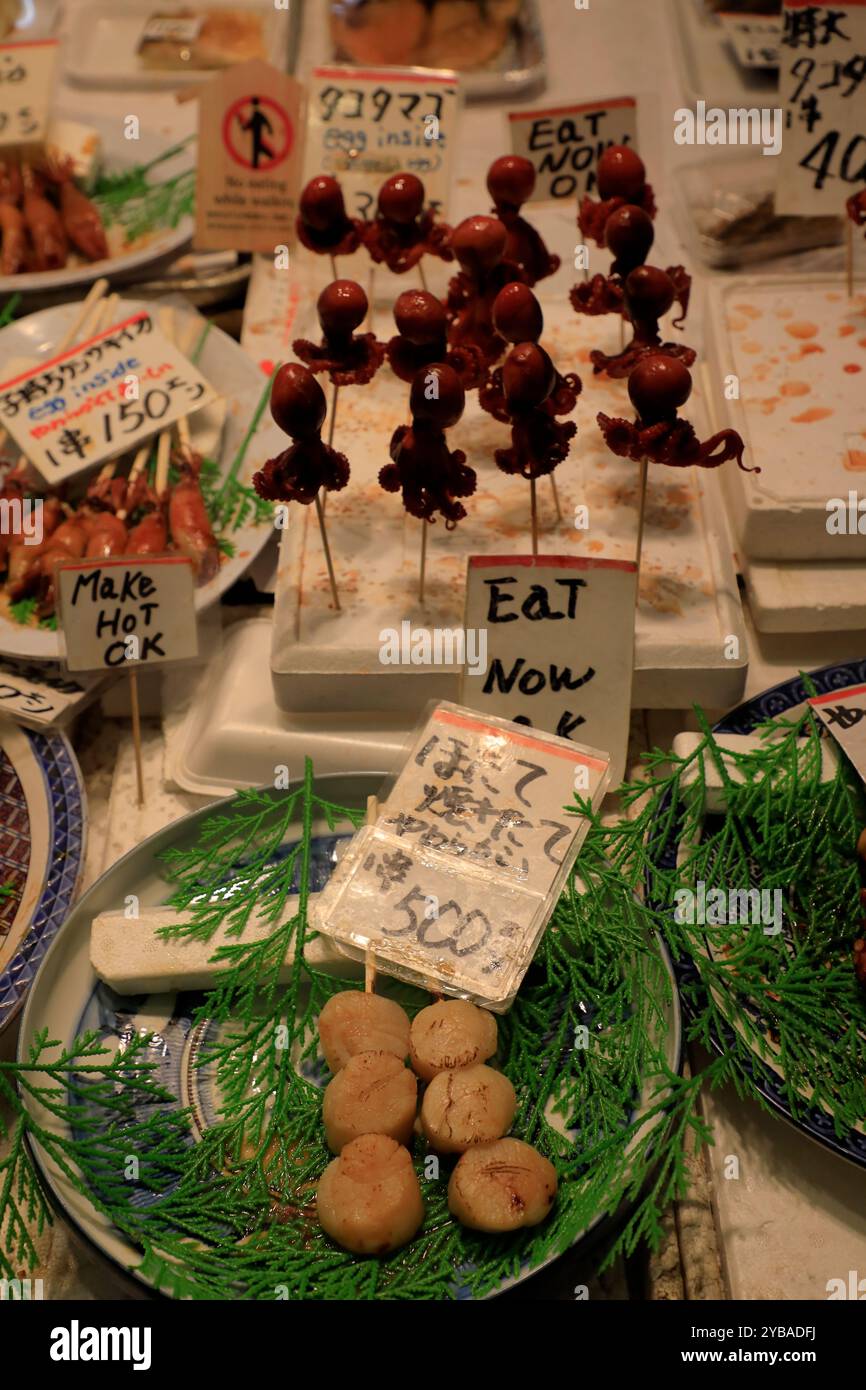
[{"left": 0, "top": 0, "right": 864, "bottom": 1324}]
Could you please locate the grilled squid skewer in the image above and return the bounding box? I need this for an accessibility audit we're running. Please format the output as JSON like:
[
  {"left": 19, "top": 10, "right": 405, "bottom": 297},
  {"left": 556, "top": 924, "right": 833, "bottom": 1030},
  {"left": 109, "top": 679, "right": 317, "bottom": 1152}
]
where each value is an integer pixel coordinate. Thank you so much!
[{"left": 59, "top": 179, "right": 109, "bottom": 263}]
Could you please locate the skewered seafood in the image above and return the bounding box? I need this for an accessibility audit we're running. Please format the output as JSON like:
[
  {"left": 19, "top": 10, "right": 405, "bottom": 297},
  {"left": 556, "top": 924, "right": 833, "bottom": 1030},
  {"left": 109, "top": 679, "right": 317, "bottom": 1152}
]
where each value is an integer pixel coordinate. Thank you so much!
[
  {"left": 409, "top": 999, "right": 497, "bottom": 1082},
  {"left": 447, "top": 1137, "right": 558, "bottom": 1232},
  {"left": 316, "top": 1133, "right": 424, "bottom": 1255},
  {"left": 0, "top": 154, "right": 109, "bottom": 276},
  {"left": 322, "top": 1050, "right": 418, "bottom": 1153},
  {"left": 420, "top": 1064, "right": 516, "bottom": 1154},
  {"left": 317, "top": 991, "right": 411, "bottom": 1074}
]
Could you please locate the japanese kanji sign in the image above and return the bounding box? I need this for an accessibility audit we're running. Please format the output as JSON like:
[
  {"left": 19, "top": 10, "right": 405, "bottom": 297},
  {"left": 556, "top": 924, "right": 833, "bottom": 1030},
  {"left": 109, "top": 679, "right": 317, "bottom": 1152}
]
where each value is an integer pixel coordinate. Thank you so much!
[
  {"left": 809, "top": 681, "right": 866, "bottom": 785},
  {"left": 0, "top": 310, "right": 216, "bottom": 484},
  {"left": 195, "top": 58, "right": 304, "bottom": 254},
  {"left": 0, "top": 39, "right": 58, "bottom": 159},
  {"left": 462, "top": 555, "right": 637, "bottom": 785},
  {"left": 304, "top": 65, "right": 459, "bottom": 220},
  {"left": 777, "top": 1, "right": 866, "bottom": 215},
  {"left": 56, "top": 556, "right": 199, "bottom": 672},
  {"left": 717, "top": 11, "right": 783, "bottom": 68},
  {"left": 312, "top": 703, "right": 610, "bottom": 1009},
  {"left": 508, "top": 96, "right": 638, "bottom": 203}
]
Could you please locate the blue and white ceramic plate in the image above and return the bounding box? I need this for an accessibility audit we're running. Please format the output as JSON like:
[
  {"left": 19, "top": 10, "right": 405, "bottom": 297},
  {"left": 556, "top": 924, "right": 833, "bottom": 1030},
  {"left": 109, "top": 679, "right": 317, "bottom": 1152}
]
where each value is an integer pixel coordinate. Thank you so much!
[
  {"left": 19, "top": 771, "right": 681, "bottom": 1298},
  {"left": 0, "top": 717, "right": 86, "bottom": 1035},
  {"left": 651, "top": 656, "right": 866, "bottom": 1168}
]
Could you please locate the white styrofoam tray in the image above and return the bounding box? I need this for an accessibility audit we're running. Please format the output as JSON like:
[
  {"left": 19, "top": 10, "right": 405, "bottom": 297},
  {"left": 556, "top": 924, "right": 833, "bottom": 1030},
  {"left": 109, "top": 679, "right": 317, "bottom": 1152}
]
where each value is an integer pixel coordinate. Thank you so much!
[
  {"left": 270, "top": 292, "right": 748, "bottom": 713},
  {"left": 706, "top": 275, "right": 866, "bottom": 564},
  {"left": 738, "top": 550, "right": 866, "bottom": 636},
  {"left": 165, "top": 618, "right": 413, "bottom": 797}
]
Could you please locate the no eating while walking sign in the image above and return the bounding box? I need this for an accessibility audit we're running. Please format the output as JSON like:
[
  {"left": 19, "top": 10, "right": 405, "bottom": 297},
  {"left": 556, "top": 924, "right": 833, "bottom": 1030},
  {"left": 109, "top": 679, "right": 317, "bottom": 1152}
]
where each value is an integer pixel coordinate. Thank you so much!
[{"left": 194, "top": 58, "right": 304, "bottom": 254}]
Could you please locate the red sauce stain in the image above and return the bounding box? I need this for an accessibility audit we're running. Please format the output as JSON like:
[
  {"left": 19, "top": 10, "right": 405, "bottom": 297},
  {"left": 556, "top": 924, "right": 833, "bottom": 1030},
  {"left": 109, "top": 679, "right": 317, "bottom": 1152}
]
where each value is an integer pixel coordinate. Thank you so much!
[
  {"left": 740, "top": 340, "right": 762, "bottom": 354},
  {"left": 785, "top": 321, "right": 819, "bottom": 340},
  {"left": 798, "top": 344, "right": 824, "bottom": 358},
  {"left": 839, "top": 324, "right": 855, "bottom": 337},
  {"left": 844, "top": 449, "right": 866, "bottom": 471},
  {"left": 734, "top": 303, "right": 761, "bottom": 319},
  {"left": 844, "top": 363, "right": 862, "bottom": 373},
  {"left": 780, "top": 380, "right": 810, "bottom": 397},
  {"left": 792, "top": 407, "right": 833, "bottom": 423},
  {"left": 587, "top": 539, "right": 604, "bottom": 553},
  {"left": 859, "top": 337, "right": 866, "bottom": 350},
  {"left": 758, "top": 397, "right": 780, "bottom": 415}
]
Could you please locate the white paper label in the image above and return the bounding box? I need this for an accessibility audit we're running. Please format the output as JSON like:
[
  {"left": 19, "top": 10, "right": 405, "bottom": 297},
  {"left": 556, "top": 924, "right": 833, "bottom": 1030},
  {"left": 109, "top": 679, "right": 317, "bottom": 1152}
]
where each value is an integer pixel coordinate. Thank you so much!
[
  {"left": 508, "top": 96, "right": 638, "bottom": 203},
  {"left": 305, "top": 65, "right": 459, "bottom": 221},
  {"left": 56, "top": 556, "right": 199, "bottom": 672},
  {"left": 0, "top": 657, "right": 106, "bottom": 727},
  {"left": 809, "top": 681, "right": 866, "bottom": 784},
  {"left": 0, "top": 311, "right": 216, "bottom": 484},
  {"left": 0, "top": 39, "right": 58, "bottom": 155},
  {"left": 139, "top": 16, "right": 204, "bottom": 47},
  {"left": 717, "top": 13, "right": 782, "bottom": 67},
  {"left": 777, "top": 1, "right": 866, "bottom": 215},
  {"left": 462, "top": 555, "right": 636, "bottom": 786}
]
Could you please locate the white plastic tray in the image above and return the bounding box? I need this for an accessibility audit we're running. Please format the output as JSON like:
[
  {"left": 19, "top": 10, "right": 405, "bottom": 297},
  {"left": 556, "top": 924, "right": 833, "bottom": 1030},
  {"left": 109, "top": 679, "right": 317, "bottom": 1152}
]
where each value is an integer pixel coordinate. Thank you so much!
[{"left": 62, "top": 0, "right": 293, "bottom": 90}]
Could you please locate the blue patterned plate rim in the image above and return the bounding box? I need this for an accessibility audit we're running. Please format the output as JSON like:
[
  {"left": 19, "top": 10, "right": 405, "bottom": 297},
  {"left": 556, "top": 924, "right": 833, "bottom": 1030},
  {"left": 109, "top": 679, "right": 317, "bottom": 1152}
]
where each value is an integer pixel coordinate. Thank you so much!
[
  {"left": 647, "top": 655, "right": 866, "bottom": 1168},
  {"left": 0, "top": 724, "right": 87, "bottom": 1034}
]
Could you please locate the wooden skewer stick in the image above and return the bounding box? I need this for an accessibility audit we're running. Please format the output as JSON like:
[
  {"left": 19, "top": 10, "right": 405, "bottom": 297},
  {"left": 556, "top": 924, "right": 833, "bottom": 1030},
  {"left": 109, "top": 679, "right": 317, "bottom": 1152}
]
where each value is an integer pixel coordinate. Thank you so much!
[
  {"left": 320, "top": 381, "right": 340, "bottom": 516},
  {"left": 154, "top": 429, "right": 172, "bottom": 499},
  {"left": 174, "top": 317, "right": 200, "bottom": 463},
  {"left": 530, "top": 478, "right": 538, "bottom": 556},
  {"left": 315, "top": 492, "right": 341, "bottom": 611},
  {"left": 57, "top": 277, "right": 110, "bottom": 352},
  {"left": 634, "top": 457, "right": 649, "bottom": 604},
  {"left": 549, "top": 474, "right": 563, "bottom": 523},
  {"left": 0, "top": 279, "right": 110, "bottom": 456},
  {"left": 128, "top": 665, "right": 145, "bottom": 806},
  {"left": 847, "top": 216, "right": 854, "bottom": 300},
  {"left": 364, "top": 794, "right": 378, "bottom": 993},
  {"left": 419, "top": 517, "right": 428, "bottom": 606},
  {"left": 418, "top": 260, "right": 428, "bottom": 293},
  {"left": 329, "top": 253, "right": 338, "bottom": 281},
  {"left": 116, "top": 443, "right": 151, "bottom": 521}
]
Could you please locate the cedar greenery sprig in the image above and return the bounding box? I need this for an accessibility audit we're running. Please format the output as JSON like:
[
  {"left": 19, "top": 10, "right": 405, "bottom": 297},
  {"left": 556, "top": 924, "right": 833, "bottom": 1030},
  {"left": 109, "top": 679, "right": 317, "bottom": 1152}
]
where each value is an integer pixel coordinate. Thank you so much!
[{"left": 1, "top": 715, "right": 863, "bottom": 1298}]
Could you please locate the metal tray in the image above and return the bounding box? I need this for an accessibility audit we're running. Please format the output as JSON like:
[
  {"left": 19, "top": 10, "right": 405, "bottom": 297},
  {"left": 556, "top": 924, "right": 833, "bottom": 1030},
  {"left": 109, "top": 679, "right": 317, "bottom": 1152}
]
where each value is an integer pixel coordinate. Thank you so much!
[{"left": 328, "top": 0, "right": 546, "bottom": 100}]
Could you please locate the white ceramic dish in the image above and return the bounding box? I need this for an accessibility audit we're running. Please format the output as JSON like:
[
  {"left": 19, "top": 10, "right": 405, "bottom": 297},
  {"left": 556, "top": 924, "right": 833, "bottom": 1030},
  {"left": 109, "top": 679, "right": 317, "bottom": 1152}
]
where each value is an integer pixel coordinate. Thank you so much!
[
  {"left": 0, "top": 298, "right": 281, "bottom": 661},
  {"left": 0, "top": 115, "right": 194, "bottom": 301}
]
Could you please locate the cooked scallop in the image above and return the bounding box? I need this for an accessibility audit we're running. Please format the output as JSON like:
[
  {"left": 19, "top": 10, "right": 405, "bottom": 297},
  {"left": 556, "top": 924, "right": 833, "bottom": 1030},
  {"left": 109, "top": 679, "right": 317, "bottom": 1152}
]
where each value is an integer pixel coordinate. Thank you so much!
[
  {"left": 318, "top": 991, "right": 411, "bottom": 1073},
  {"left": 317, "top": 1133, "right": 424, "bottom": 1255},
  {"left": 421, "top": 1064, "right": 516, "bottom": 1154},
  {"left": 409, "top": 999, "right": 497, "bottom": 1082},
  {"left": 323, "top": 1051, "right": 418, "bottom": 1153},
  {"left": 447, "top": 1137, "right": 557, "bottom": 1233}
]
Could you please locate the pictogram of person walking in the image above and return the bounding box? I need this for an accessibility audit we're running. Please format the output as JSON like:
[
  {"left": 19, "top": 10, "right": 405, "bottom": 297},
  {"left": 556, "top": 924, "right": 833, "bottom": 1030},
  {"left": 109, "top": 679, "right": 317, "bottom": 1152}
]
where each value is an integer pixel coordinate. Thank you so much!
[{"left": 238, "top": 96, "right": 274, "bottom": 169}]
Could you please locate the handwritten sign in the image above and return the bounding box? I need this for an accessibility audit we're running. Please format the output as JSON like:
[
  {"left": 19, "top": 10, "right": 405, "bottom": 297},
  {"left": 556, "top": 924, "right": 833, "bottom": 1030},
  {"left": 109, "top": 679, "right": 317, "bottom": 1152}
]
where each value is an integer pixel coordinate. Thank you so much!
[
  {"left": 462, "top": 555, "right": 636, "bottom": 786},
  {"left": 809, "top": 682, "right": 866, "bottom": 785},
  {"left": 717, "top": 12, "right": 782, "bottom": 68},
  {"left": 195, "top": 58, "right": 304, "bottom": 255},
  {"left": 0, "top": 39, "right": 58, "bottom": 158},
  {"left": 312, "top": 703, "right": 611, "bottom": 1009},
  {"left": 777, "top": 1, "right": 866, "bottom": 216},
  {"left": 508, "top": 96, "right": 638, "bottom": 204},
  {"left": 0, "top": 657, "right": 107, "bottom": 729},
  {"left": 56, "top": 557, "right": 198, "bottom": 673},
  {"left": 0, "top": 311, "right": 216, "bottom": 484},
  {"left": 304, "top": 65, "right": 459, "bottom": 221}
]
